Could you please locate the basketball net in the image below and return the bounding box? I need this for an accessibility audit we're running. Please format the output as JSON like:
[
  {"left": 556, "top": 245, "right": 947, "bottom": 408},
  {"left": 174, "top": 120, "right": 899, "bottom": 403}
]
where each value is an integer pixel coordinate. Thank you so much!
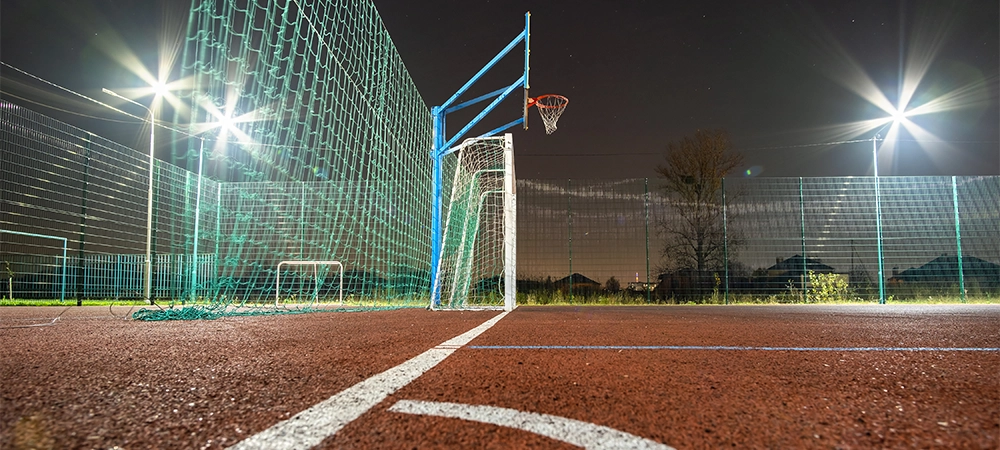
[{"left": 530, "top": 94, "right": 569, "bottom": 135}]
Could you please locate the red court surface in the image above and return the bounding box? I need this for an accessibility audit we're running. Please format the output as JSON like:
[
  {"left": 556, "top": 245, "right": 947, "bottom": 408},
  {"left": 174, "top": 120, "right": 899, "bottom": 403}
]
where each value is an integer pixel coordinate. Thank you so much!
[{"left": 2, "top": 305, "right": 998, "bottom": 449}]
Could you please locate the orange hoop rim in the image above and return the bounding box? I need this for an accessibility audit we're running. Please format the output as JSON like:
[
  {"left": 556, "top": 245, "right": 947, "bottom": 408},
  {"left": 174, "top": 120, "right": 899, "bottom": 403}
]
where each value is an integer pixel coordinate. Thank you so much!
[{"left": 527, "top": 94, "right": 569, "bottom": 109}]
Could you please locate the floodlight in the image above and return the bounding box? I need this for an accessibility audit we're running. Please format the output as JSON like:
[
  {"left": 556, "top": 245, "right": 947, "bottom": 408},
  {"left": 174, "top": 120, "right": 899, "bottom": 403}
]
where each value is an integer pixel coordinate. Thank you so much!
[{"left": 151, "top": 81, "right": 169, "bottom": 98}]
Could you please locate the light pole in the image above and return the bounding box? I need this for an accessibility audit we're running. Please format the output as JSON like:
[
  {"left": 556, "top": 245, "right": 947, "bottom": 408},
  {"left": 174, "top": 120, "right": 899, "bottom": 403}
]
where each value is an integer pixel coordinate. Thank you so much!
[
  {"left": 872, "top": 132, "right": 885, "bottom": 305},
  {"left": 190, "top": 136, "right": 206, "bottom": 303},
  {"left": 189, "top": 95, "right": 235, "bottom": 303},
  {"left": 871, "top": 118, "right": 898, "bottom": 305},
  {"left": 103, "top": 88, "right": 156, "bottom": 304}
]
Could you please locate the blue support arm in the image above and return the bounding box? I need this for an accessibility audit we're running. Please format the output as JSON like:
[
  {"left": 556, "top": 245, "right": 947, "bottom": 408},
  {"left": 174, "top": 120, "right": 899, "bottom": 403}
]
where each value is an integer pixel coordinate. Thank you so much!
[
  {"left": 442, "top": 76, "right": 524, "bottom": 152},
  {"left": 438, "top": 29, "right": 527, "bottom": 112},
  {"left": 444, "top": 86, "right": 510, "bottom": 115}
]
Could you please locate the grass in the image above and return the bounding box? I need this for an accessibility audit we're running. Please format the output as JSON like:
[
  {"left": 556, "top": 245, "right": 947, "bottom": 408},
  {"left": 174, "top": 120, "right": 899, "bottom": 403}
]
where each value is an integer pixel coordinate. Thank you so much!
[
  {"left": 0, "top": 299, "right": 150, "bottom": 307},
  {"left": 516, "top": 290, "right": 1000, "bottom": 306},
  {"left": 4, "top": 293, "right": 999, "bottom": 308}
]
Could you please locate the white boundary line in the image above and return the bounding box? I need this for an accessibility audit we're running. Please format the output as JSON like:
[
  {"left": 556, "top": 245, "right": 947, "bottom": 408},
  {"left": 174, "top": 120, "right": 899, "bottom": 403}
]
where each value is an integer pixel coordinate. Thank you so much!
[
  {"left": 389, "top": 400, "right": 674, "bottom": 450},
  {"left": 228, "top": 311, "right": 509, "bottom": 450}
]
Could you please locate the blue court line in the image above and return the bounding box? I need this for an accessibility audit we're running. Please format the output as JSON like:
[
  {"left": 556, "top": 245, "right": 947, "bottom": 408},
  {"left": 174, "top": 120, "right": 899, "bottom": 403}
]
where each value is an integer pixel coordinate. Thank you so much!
[{"left": 468, "top": 345, "right": 1000, "bottom": 352}]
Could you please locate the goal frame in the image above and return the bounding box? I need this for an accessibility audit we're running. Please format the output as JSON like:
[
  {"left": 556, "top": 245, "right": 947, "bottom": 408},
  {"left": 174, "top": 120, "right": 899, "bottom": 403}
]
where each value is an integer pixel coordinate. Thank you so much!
[
  {"left": 1, "top": 229, "right": 68, "bottom": 302},
  {"left": 431, "top": 135, "right": 516, "bottom": 311}
]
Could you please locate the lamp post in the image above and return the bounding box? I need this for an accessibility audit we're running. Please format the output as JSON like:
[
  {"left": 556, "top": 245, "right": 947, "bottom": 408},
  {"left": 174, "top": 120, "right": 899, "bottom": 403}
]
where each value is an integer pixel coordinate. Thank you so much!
[
  {"left": 871, "top": 119, "right": 897, "bottom": 305},
  {"left": 103, "top": 88, "right": 156, "bottom": 304},
  {"left": 190, "top": 136, "right": 206, "bottom": 303},
  {"left": 188, "top": 95, "right": 239, "bottom": 303}
]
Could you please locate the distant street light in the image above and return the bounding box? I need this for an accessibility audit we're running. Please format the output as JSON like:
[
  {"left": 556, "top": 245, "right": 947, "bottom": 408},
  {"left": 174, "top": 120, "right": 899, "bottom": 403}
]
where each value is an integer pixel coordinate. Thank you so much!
[{"left": 102, "top": 87, "right": 157, "bottom": 304}]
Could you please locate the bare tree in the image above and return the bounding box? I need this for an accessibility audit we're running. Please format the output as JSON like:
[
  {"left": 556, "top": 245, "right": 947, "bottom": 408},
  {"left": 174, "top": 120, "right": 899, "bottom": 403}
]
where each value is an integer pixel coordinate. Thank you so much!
[{"left": 655, "top": 130, "right": 744, "bottom": 295}]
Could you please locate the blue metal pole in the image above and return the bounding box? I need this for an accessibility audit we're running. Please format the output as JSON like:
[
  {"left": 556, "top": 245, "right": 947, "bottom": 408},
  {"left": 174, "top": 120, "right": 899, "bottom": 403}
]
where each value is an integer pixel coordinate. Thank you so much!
[
  {"left": 477, "top": 118, "right": 525, "bottom": 142},
  {"left": 524, "top": 12, "right": 531, "bottom": 129},
  {"left": 442, "top": 77, "right": 524, "bottom": 151},
  {"left": 444, "top": 87, "right": 511, "bottom": 115},
  {"left": 430, "top": 107, "right": 445, "bottom": 307},
  {"left": 429, "top": 13, "right": 530, "bottom": 308},
  {"left": 525, "top": 12, "right": 530, "bottom": 90}
]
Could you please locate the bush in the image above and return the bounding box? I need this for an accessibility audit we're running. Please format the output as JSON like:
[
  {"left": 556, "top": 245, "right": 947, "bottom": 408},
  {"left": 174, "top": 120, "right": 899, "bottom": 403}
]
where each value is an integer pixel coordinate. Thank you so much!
[{"left": 808, "top": 271, "right": 850, "bottom": 302}]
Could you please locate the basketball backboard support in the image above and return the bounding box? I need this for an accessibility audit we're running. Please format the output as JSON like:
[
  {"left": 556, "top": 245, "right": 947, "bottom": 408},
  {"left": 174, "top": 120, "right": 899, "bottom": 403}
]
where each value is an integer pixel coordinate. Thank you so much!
[
  {"left": 430, "top": 12, "right": 530, "bottom": 307},
  {"left": 428, "top": 12, "right": 570, "bottom": 307},
  {"left": 431, "top": 12, "right": 530, "bottom": 157}
]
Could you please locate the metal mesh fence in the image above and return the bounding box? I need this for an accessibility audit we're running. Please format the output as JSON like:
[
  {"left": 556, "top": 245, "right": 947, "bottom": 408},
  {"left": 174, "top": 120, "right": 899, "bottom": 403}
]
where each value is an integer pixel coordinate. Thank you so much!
[
  {"left": 3, "top": 101, "right": 998, "bottom": 306},
  {"left": 1, "top": 101, "right": 216, "bottom": 301},
  {"left": 516, "top": 179, "right": 655, "bottom": 303},
  {"left": 516, "top": 177, "right": 999, "bottom": 303}
]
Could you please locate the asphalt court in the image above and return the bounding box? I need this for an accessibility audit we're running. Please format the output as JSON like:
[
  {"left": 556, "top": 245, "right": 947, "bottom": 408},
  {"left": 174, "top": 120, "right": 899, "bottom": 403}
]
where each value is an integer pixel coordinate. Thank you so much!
[
  {"left": 3, "top": 305, "right": 997, "bottom": 448},
  {"left": 240, "top": 305, "right": 1000, "bottom": 449}
]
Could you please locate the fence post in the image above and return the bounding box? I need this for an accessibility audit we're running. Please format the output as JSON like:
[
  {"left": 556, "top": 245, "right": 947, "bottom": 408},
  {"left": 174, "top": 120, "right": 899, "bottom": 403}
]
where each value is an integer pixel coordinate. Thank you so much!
[
  {"left": 190, "top": 138, "right": 205, "bottom": 305},
  {"left": 151, "top": 162, "right": 160, "bottom": 302},
  {"left": 215, "top": 183, "right": 222, "bottom": 296},
  {"left": 115, "top": 253, "right": 122, "bottom": 299},
  {"left": 800, "top": 177, "right": 807, "bottom": 302},
  {"left": 951, "top": 176, "right": 966, "bottom": 302},
  {"left": 645, "top": 178, "right": 651, "bottom": 304},
  {"left": 722, "top": 177, "right": 729, "bottom": 305},
  {"left": 300, "top": 182, "right": 306, "bottom": 259},
  {"left": 567, "top": 178, "right": 573, "bottom": 302},
  {"left": 77, "top": 135, "right": 92, "bottom": 305}
]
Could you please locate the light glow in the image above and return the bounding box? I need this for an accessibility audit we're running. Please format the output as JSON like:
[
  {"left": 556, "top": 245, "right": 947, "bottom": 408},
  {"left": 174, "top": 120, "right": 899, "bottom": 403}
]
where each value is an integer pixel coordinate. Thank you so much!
[
  {"left": 794, "top": 3, "right": 991, "bottom": 175},
  {"left": 192, "top": 90, "right": 261, "bottom": 153}
]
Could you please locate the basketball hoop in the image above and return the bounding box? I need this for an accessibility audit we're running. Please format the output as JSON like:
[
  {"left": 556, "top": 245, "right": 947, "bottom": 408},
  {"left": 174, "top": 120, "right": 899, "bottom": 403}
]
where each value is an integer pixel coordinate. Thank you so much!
[{"left": 527, "top": 94, "right": 569, "bottom": 134}]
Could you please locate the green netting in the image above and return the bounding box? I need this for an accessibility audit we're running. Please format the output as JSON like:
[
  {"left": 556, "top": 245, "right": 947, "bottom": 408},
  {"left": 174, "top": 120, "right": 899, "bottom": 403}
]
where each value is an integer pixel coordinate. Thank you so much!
[
  {"left": 151, "top": 0, "right": 433, "bottom": 318},
  {"left": 516, "top": 179, "right": 655, "bottom": 304},
  {"left": 3, "top": 95, "right": 998, "bottom": 310},
  {"left": 1, "top": 0, "right": 435, "bottom": 318},
  {"left": 515, "top": 176, "right": 999, "bottom": 304}
]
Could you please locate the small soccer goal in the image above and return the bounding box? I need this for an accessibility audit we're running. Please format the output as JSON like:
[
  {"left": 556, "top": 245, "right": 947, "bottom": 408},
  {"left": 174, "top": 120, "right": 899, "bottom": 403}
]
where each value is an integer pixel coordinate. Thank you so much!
[
  {"left": 432, "top": 135, "right": 516, "bottom": 311},
  {"left": 275, "top": 260, "right": 344, "bottom": 306}
]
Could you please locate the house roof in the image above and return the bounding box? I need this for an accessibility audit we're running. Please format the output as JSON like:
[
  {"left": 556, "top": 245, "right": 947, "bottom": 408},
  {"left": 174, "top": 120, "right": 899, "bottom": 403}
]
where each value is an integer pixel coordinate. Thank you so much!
[
  {"left": 766, "top": 255, "right": 836, "bottom": 273},
  {"left": 554, "top": 273, "right": 601, "bottom": 286},
  {"left": 893, "top": 255, "right": 1000, "bottom": 280}
]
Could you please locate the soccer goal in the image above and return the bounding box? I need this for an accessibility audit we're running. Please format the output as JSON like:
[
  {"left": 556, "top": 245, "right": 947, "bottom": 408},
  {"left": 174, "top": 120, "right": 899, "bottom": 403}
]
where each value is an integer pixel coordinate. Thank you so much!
[{"left": 432, "top": 135, "right": 516, "bottom": 311}]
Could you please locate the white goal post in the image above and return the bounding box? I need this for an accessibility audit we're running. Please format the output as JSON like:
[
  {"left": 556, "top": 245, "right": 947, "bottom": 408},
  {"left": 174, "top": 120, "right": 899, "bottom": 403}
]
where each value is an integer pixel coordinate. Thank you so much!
[
  {"left": 1, "top": 229, "right": 68, "bottom": 302},
  {"left": 275, "top": 260, "right": 343, "bottom": 306},
  {"left": 432, "top": 134, "right": 516, "bottom": 311}
]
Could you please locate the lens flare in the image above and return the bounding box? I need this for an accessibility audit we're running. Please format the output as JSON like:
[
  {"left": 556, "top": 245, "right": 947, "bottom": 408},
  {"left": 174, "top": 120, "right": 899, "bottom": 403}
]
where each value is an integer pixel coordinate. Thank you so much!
[
  {"left": 744, "top": 166, "right": 764, "bottom": 177},
  {"left": 90, "top": 0, "right": 196, "bottom": 122},
  {"left": 785, "top": 2, "right": 992, "bottom": 174}
]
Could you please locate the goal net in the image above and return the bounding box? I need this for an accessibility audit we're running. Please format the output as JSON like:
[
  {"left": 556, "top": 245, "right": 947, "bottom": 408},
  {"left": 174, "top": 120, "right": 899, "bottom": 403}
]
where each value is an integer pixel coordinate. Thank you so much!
[{"left": 433, "top": 135, "right": 516, "bottom": 310}]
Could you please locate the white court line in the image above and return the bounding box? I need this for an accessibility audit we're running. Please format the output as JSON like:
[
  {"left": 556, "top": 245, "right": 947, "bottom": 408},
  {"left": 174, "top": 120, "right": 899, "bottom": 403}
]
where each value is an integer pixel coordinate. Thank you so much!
[
  {"left": 228, "top": 311, "right": 508, "bottom": 450},
  {"left": 389, "top": 400, "right": 674, "bottom": 450}
]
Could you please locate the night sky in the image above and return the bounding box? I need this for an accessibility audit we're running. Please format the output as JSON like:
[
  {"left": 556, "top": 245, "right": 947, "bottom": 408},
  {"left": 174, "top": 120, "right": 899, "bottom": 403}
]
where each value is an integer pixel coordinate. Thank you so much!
[{"left": 2, "top": 0, "right": 998, "bottom": 179}]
